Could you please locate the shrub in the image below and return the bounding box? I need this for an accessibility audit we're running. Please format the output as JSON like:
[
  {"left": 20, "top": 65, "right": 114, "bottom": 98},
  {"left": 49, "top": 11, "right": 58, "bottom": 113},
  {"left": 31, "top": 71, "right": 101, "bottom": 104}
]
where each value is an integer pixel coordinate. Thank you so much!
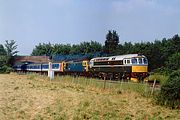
[
  {"left": 156, "top": 70, "right": 180, "bottom": 108},
  {"left": 0, "top": 65, "right": 12, "bottom": 73},
  {"left": 148, "top": 74, "right": 168, "bottom": 85}
]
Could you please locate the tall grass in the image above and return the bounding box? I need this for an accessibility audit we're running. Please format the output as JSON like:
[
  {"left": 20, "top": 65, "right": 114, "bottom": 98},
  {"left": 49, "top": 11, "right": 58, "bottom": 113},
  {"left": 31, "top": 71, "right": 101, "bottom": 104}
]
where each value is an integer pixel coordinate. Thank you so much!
[
  {"left": 56, "top": 75, "right": 151, "bottom": 96},
  {"left": 26, "top": 73, "right": 154, "bottom": 96}
]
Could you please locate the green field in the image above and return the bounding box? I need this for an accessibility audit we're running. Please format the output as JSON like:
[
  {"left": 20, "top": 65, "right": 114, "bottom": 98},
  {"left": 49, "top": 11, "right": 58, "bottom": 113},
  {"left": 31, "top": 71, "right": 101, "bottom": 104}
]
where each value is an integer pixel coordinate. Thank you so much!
[{"left": 0, "top": 73, "right": 179, "bottom": 120}]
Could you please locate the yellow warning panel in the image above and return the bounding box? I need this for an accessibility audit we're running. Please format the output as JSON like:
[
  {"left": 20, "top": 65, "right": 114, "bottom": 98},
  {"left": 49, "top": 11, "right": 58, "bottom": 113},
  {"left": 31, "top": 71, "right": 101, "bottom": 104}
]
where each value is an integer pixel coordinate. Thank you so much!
[{"left": 132, "top": 66, "right": 148, "bottom": 72}]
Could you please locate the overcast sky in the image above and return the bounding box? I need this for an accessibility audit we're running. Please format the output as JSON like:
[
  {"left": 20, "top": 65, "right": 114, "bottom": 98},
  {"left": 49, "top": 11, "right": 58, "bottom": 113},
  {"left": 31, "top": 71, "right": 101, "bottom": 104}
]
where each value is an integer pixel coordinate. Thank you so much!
[{"left": 0, "top": 0, "right": 180, "bottom": 55}]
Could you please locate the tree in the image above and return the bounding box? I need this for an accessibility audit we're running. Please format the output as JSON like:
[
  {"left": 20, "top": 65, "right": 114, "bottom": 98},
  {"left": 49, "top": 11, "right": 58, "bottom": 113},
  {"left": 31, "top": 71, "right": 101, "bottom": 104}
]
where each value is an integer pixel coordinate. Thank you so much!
[
  {"left": 70, "top": 44, "right": 81, "bottom": 54},
  {"left": 77, "top": 41, "right": 102, "bottom": 54},
  {"left": 31, "top": 43, "right": 53, "bottom": 56},
  {"left": 69, "top": 41, "right": 102, "bottom": 55},
  {"left": 4, "top": 40, "right": 18, "bottom": 66},
  {"left": 0, "top": 44, "right": 7, "bottom": 72},
  {"left": 104, "top": 30, "right": 119, "bottom": 54},
  {"left": 53, "top": 44, "right": 71, "bottom": 55},
  {"left": 0, "top": 44, "right": 7, "bottom": 55},
  {"left": 165, "top": 52, "right": 180, "bottom": 71},
  {"left": 90, "top": 41, "right": 102, "bottom": 53},
  {"left": 5, "top": 40, "right": 18, "bottom": 57},
  {"left": 122, "top": 42, "right": 133, "bottom": 54},
  {"left": 0, "top": 41, "right": 17, "bottom": 73},
  {"left": 0, "top": 55, "right": 9, "bottom": 73},
  {"left": 171, "top": 34, "right": 180, "bottom": 52}
]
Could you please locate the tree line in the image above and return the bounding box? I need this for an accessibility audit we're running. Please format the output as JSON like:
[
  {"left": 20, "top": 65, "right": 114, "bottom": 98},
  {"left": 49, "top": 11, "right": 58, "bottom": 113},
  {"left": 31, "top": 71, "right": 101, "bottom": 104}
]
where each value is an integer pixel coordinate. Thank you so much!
[
  {"left": 32, "top": 30, "right": 180, "bottom": 73},
  {"left": 31, "top": 41, "right": 103, "bottom": 56}
]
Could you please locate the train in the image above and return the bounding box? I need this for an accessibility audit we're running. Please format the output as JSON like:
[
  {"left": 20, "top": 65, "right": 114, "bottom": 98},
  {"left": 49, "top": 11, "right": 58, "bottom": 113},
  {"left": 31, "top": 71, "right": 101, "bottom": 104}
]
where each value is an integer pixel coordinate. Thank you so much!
[{"left": 13, "top": 54, "right": 149, "bottom": 82}]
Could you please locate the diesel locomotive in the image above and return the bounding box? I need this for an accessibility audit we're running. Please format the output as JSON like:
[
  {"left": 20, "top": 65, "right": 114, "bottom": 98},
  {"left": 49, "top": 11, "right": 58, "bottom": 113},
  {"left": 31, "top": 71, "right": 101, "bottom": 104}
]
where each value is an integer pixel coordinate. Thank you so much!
[{"left": 13, "top": 54, "right": 148, "bottom": 81}]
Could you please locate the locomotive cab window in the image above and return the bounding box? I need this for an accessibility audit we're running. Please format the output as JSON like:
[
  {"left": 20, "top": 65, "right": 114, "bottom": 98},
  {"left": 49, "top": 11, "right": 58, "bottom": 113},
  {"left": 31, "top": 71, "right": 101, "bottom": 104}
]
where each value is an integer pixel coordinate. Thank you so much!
[
  {"left": 143, "top": 58, "right": 148, "bottom": 64},
  {"left": 131, "top": 58, "right": 137, "bottom": 64},
  {"left": 138, "top": 58, "right": 143, "bottom": 64},
  {"left": 131, "top": 57, "right": 148, "bottom": 65}
]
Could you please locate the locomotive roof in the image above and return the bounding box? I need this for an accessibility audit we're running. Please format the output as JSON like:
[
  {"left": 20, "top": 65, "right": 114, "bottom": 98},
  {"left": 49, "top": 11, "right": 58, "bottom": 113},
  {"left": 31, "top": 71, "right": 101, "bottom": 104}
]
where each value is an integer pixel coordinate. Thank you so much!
[{"left": 90, "top": 54, "right": 146, "bottom": 61}]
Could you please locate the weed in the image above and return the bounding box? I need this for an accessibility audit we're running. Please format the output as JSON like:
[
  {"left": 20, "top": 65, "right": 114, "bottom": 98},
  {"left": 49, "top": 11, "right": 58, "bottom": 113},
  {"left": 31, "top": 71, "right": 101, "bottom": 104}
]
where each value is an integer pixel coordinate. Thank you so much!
[
  {"left": 27, "top": 74, "right": 36, "bottom": 80},
  {"left": 57, "top": 76, "right": 151, "bottom": 97},
  {"left": 148, "top": 74, "right": 168, "bottom": 85},
  {"left": 124, "top": 114, "right": 133, "bottom": 120},
  {"left": 116, "top": 89, "right": 122, "bottom": 94},
  {"left": 33, "top": 114, "right": 43, "bottom": 120},
  {"left": 14, "top": 86, "right": 19, "bottom": 90}
]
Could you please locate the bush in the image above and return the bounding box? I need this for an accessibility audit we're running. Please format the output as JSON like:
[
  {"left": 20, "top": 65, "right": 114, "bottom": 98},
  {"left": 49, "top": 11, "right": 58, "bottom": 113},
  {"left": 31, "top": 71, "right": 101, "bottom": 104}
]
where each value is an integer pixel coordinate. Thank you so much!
[
  {"left": 0, "top": 65, "right": 12, "bottom": 73},
  {"left": 148, "top": 74, "right": 168, "bottom": 85},
  {"left": 156, "top": 70, "right": 180, "bottom": 108}
]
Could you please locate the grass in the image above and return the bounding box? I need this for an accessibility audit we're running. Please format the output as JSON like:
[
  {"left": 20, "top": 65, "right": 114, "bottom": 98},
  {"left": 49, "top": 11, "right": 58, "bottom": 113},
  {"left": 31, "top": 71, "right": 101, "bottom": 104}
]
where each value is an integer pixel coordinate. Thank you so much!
[
  {"left": 0, "top": 73, "right": 179, "bottom": 120},
  {"left": 148, "top": 74, "right": 169, "bottom": 85},
  {"left": 57, "top": 75, "right": 151, "bottom": 96}
]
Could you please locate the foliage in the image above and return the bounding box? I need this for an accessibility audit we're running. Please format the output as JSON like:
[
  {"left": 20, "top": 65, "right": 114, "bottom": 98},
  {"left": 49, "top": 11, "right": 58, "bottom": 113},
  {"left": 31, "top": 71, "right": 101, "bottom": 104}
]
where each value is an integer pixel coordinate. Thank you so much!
[
  {"left": 78, "top": 41, "right": 102, "bottom": 54},
  {"left": 115, "top": 34, "right": 180, "bottom": 71},
  {"left": 69, "top": 41, "right": 102, "bottom": 55},
  {"left": 4, "top": 40, "right": 18, "bottom": 67},
  {"left": 5, "top": 40, "right": 18, "bottom": 57},
  {"left": 156, "top": 70, "right": 180, "bottom": 108},
  {"left": 0, "top": 40, "right": 18, "bottom": 73},
  {"left": 0, "top": 55, "right": 8, "bottom": 73},
  {"left": 0, "top": 65, "right": 12, "bottom": 73},
  {"left": 165, "top": 52, "right": 180, "bottom": 72},
  {"left": 0, "top": 56, "right": 12, "bottom": 73},
  {"left": 53, "top": 44, "right": 71, "bottom": 55},
  {"left": 0, "top": 44, "right": 7, "bottom": 55},
  {"left": 148, "top": 74, "right": 168, "bottom": 85},
  {"left": 104, "top": 30, "right": 119, "bottom": 54},
  {"left": 31, "top": 40, "right": 102, "bottom": 56},
  {"left": 31, "top": 43, "right": 53, "bottom": 56}
]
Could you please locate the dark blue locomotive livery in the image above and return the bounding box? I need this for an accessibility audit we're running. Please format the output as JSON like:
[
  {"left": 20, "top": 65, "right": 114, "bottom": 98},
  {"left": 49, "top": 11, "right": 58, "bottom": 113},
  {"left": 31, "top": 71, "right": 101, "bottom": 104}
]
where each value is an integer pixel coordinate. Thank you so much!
[{"left": 13, "top": 54, "right": 148, "bottom": 81}]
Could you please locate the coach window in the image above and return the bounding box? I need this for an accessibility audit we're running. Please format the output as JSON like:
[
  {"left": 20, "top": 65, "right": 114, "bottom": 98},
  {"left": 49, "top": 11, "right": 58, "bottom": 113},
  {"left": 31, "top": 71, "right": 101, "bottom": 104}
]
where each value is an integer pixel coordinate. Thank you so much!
[
  {"left": 124, "top": 59, "right": 130, "bottom": 64},
  {"left": 127, "top": 59, "right": 131, "bottom": 64},
  {"left": 123, "top": 59, "right": 126, "bottom": 64},
  {"left": 112, "top": 57, "right": 116, "bottom": 60}
]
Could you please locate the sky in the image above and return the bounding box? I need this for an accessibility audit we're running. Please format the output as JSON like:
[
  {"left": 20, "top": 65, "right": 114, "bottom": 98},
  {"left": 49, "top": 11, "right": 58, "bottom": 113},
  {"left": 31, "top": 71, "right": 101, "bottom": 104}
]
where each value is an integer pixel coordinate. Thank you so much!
[{"left": 0, "top": 0, "right": 180, "bottom": 55}]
